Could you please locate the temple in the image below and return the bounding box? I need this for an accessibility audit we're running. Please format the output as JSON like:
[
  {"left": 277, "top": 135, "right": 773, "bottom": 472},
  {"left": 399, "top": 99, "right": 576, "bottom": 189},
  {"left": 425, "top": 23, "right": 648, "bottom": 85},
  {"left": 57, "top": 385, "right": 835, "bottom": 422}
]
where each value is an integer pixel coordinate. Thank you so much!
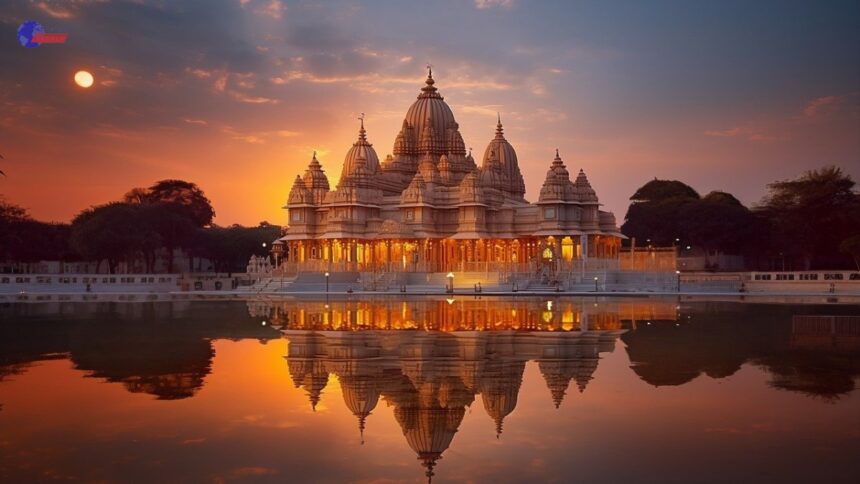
[{"left": 276, "top": 69, "right": 624, "bottom": 275}]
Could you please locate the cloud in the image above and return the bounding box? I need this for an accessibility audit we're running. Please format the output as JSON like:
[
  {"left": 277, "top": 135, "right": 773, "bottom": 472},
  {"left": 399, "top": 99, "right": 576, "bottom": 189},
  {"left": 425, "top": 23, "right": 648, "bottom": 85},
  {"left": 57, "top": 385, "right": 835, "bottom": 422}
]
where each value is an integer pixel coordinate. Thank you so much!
[
  {"left": 705, "top": 92, "right": 858, "bottom": 143},
  {"left": 35, "top": 1, "right": 75, "bottom": 18},
  {"left": 214, "top": 75, "right": 228, "bottom": 92},
  {"left": 802, "top": 95, "right": 842, "bottom": 118},
  {"left": 228, "top": 91, "right": 279, "bottom": 104},
  {"left": 186, "top": 68, "right": 213, "bottom": 79},
  {"left": 474, "top": 0, "right": 515, "bottom": 9},
  {"left": 255, "top": 0, "right": 285, "bottom": 20},
  {"left": 219, "top": 127, "right": 301, "bottom": 143},
  {"left": 461, "top": 104, "right": 503, "bottom": 117},
  {"left": 182, "top": 118, "right": 209, "bottom": 125},
  {"left": 704, "top": 127, "right": 742, "bottom": 137},
  {"left": 704, "top": 126, "right": 777, "bottom": 142}
]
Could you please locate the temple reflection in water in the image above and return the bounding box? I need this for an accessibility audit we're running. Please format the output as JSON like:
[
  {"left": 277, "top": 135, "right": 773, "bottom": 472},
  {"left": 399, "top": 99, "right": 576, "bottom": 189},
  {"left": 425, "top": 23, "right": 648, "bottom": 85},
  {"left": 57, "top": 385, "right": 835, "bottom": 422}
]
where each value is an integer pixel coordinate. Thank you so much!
[
  {"left": 283, "top": 326, "right": 624, "bottom": 480},
  {"left": 1, "top": 298, "right": 858, "bottom": 482}
]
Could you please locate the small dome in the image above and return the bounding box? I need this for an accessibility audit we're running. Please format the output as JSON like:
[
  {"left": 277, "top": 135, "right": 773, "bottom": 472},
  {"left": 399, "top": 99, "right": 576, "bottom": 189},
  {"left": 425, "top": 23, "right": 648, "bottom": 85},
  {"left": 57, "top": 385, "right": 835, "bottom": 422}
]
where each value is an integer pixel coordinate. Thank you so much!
[
  {"left": 574, "top": 169, "right": 598, "bottom": 202},
  {"left": 288, "top": 175, "right": 313, "bottom": 205},
  {"left": 341, "top": 118, "right": 379, "bottom": 179},
  {"left": 482, "top": 116, "right": 525, "bottom": 198},
  {"left": 302, "top": 152, "right": 330, "bottom": 191}
]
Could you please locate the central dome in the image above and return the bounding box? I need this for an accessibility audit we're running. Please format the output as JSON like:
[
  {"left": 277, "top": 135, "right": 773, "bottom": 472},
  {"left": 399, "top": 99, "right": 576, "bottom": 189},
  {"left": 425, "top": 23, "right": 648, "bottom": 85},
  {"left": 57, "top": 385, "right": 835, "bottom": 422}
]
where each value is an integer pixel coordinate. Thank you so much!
[{"left": 402, "top": 70, "right": 459, "bottom": 153}]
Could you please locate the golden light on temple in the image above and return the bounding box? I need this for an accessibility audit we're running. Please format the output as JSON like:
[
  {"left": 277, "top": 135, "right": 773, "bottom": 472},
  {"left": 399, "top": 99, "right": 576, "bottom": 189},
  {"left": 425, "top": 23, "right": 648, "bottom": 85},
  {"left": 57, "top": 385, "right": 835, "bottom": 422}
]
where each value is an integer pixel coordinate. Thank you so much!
[{"left": 74, "top": 70, "right": 94, "bottom": 88}]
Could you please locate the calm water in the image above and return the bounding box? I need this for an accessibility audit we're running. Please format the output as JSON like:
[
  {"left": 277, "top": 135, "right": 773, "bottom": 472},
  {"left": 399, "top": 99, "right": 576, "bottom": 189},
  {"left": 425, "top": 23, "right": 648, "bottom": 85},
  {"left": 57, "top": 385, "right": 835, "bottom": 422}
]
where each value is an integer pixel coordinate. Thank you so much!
[{"left": 1, "top": 298, "right": 859, "bottom": 483}]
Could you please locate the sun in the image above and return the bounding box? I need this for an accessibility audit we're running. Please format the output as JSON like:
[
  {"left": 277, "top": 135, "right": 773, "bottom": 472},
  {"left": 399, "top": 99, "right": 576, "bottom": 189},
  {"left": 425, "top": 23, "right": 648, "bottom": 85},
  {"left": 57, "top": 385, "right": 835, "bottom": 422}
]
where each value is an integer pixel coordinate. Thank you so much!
[{"left": 74, "top": 70, "right": 94, "bottom": 88}]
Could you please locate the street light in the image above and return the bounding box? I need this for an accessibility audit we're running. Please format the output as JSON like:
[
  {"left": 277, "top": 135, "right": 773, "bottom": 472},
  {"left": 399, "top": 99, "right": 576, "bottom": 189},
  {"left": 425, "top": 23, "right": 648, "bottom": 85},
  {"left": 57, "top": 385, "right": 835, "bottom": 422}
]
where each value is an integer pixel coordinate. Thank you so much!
[
  {"left": 262, "top": 242, "right": 267, "bottom": 248},
  {"left": 676, "top": 270, "right": 681, "bottom": 292},
  {"left": 593, "top": 276, "right": 599, "bottom": 292},
  {"left": 324, "top": 271, "right": 330, "bottom": 293},
  {"left": 447, "top": 272, "right": 455, "bottom": 294}
]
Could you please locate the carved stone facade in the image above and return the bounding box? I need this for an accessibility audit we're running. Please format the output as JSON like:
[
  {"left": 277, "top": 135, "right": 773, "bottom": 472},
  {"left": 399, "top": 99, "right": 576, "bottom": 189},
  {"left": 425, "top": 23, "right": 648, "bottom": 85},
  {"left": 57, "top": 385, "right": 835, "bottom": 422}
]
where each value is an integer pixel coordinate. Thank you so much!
[{"left": 277, "top": 70, "right": 624, "bottom": 273}]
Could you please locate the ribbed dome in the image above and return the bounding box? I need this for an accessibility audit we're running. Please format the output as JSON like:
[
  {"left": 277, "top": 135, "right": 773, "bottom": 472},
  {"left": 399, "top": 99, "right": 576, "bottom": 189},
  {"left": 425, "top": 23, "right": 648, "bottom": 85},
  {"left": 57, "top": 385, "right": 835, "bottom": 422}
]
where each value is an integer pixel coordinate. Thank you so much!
[
  {"left": 341, "top": 119, "right": 379, "bottom": 180},
  {"left": 482, "top": 116, "right": 526, "bottom": 198},
  {"left": 403, "top": 70, "right": 458, "bottom": 154}
]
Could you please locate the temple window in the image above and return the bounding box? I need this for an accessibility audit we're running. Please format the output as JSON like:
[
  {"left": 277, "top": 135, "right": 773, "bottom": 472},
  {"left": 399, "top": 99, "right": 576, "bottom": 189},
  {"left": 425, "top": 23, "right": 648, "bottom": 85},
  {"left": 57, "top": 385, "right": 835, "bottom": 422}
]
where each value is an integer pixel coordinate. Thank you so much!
[
  {"left": 544, "top": 207, "right": 555, "bottom": 219},
  {"left": 291, "top": 210, "right": 301, "bottom": 221},
  {"left": 406, "top": 209, "right": 414, "bottom": 220},
  {"left": 561, "top": 237, "right": 574, "bottom": 261}
]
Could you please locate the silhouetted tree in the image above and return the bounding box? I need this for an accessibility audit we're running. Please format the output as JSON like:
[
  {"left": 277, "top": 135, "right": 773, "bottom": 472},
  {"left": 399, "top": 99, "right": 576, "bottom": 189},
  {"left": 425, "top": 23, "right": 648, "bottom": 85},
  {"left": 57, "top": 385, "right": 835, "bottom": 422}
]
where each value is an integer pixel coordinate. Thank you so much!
[
  {"left": 839, "top": 235, "right": 860, "bottom": 270},
  {"left": 126, "top": 179, "right": 215, "bottom": 227},
  {"left": 124, "top": 180, "right": 214, "bottom": 272},
  {"left": 1, "top": 198, "right": 73, "bottom": 268},
  {"left": 622, "top": 179, "right": 700, "bottom": 246},
  {"left": 190, "top": 223, "right": 280, "bottom": 272},
  {"left": 680, "top": 191, "right": 759, "bottom": 255},
  {"left": 757, "top": 166, "right": 860, "bottom": 269},
  {"left": 70, "top": 203, "right": 163, "bottom": 273},
  {"left": 630, "top": 179, "right": 701, "bottom": 202}
]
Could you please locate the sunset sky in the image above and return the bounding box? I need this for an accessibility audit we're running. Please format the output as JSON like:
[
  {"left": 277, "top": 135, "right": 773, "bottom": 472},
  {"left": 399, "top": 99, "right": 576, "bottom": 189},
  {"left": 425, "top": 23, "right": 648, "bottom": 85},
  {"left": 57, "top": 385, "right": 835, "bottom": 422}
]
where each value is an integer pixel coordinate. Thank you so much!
[{"left": 1, "top": 0, "right": 858, "bottom": 226}]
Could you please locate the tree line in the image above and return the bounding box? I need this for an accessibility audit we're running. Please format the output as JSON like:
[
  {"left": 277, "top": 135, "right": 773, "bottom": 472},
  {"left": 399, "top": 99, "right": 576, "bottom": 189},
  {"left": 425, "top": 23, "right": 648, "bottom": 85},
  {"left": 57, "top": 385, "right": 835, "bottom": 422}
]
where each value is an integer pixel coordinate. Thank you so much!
[
  {"left": 621, "top": 166, "right": 860, "bottom": 270},
  {"left": 1, "top": 180, "right": 280, "bottom": 273}
]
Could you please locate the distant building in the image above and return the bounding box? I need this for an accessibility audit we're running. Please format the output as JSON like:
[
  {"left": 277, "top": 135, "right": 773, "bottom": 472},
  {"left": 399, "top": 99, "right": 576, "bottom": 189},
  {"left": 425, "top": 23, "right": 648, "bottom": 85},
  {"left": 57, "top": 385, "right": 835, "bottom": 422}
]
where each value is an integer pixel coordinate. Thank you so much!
[{"left": 277, "top": 69, "right": 623, "bottom": 274}]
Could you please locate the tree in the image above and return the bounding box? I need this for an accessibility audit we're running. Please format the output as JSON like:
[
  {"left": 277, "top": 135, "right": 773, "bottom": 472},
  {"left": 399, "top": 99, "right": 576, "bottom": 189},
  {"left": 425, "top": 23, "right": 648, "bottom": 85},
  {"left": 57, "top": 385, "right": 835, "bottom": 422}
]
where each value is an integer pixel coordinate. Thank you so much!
[
  {"left": 630, "top": 179, "right": 700, "bottom": 203},
  {"left": 124, "top": 180, "right": 215, "bottom": 272},
  {"left": 189, "top": 223, "right": 281, "bottom": 273},
  {"left": 840, "top": 235, "right": 860, "bottom": 271},
  {"left": 680, "top": 191, "right": 759, "bottom": 258},
  {"left": 622, "top": 179, "right": 700, "bottom": 245},
  {"left": 70, "top": 203, "right": 163, "bottom": 273},
  {"left": 1, "top": 198, "right": 73, "bottom": 268},
  {"left": 757, "top": 166, "right": 860, "bottom": 269},
  {"left": 127, "top": 179, "right": 215, "bottom": 227}
]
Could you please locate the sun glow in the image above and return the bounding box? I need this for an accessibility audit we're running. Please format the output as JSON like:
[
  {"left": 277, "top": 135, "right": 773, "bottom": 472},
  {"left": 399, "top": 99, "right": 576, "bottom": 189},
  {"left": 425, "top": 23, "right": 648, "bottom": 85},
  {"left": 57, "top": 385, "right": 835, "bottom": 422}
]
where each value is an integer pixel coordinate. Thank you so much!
[{"left": 74, "top": 70, "right": 94, "bottom": 88}]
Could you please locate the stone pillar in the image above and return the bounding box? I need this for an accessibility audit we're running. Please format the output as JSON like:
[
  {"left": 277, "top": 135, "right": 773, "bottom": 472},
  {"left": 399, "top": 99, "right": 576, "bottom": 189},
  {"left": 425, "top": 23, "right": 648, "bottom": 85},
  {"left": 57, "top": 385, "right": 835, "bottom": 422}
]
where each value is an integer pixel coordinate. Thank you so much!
[
  {"left": 580, "top": 234, "right": 589, "bottom": 260},
  {"left": 554, "top": 237, "right": 562, "bottom": 273}
]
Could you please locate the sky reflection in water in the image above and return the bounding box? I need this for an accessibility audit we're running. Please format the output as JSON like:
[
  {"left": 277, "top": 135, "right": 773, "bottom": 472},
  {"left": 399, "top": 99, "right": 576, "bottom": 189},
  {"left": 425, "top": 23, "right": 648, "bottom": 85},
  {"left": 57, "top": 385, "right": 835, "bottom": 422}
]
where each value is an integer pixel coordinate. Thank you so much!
[{"left": 1, "top": 298, "right": 859, "bottom": 483}]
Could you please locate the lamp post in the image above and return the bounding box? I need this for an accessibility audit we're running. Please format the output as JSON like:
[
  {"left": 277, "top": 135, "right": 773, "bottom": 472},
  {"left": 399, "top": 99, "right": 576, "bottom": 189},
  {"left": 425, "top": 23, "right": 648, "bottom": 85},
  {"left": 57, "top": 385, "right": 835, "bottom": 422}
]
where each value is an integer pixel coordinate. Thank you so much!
[
  {"left": 593, "top": 276, "right": 599, "bottom": 292},
  {"left": 325, "top": 271, "right": 330, "bottom": 293},
  {"left": 676, "top": 270, "right": 681, "bottom": 292},
  {"left": 447, "top": 272, "right": 455, "bottom": 294}
]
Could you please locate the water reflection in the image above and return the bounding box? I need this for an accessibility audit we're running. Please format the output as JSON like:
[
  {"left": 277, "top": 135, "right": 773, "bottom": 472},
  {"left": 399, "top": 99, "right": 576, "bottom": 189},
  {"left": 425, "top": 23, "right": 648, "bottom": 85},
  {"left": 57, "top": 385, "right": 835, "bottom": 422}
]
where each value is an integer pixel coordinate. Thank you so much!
[
  {"left": 0, "top": 298, "right": 858, "bottom": 482},
  {"left": 623, "top": 305, "right": 860, "bottom": 400},
  {"left": 0, "top": 301, "right": 280, "bottom": 399},
  {"left": 283, "top": 327, "right": 623, "bottom": 480}
]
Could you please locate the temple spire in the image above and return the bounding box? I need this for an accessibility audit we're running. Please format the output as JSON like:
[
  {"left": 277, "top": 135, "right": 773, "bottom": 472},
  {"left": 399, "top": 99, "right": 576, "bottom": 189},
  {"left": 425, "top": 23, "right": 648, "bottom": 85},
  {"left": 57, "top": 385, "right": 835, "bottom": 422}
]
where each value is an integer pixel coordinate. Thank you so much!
[
  {"left": 358, "top": 113, "right": 367, "bottom": 142},
  {"left": 420, "top": 64, "right": 439, "bottom": 97},
  {"left": 495, "top": 113, "right": 504, "bottom": 139}
]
